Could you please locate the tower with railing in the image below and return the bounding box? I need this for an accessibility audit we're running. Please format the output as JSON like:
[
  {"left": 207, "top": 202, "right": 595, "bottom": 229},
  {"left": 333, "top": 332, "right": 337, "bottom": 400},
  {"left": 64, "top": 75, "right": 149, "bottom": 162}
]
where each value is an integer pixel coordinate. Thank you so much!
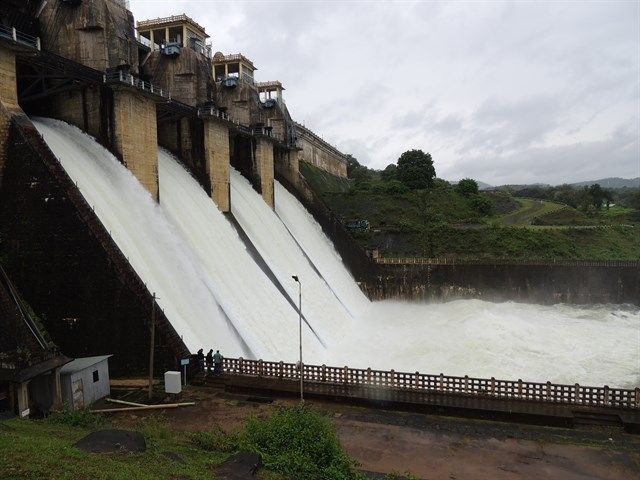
[
  {"left": 212, "top": 52, "right": 256, "bottom": 86},
  {"left": 137, "top": 14, "right": 211, "bottom": 58}
]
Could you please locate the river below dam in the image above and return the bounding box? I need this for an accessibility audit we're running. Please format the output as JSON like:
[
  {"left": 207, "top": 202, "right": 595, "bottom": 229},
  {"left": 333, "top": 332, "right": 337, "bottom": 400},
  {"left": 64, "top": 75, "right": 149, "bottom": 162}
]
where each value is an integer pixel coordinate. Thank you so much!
[{"left": 32, "top": 117, "right": 640, "bottom": 389}]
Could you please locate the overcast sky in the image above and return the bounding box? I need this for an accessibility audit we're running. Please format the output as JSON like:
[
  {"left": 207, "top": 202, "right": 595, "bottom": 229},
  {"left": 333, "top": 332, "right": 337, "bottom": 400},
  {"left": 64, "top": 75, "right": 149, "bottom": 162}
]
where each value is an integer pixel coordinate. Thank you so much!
[{"left": 130, "top": 1, "right": 639, "bottom": 185}]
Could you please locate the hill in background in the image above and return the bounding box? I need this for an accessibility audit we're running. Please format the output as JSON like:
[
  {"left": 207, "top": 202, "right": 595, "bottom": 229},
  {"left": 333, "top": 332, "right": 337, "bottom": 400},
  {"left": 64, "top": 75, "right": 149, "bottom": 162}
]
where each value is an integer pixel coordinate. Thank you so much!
[{"left": 569, "top": 177, "right": 639, "bottom": 189}]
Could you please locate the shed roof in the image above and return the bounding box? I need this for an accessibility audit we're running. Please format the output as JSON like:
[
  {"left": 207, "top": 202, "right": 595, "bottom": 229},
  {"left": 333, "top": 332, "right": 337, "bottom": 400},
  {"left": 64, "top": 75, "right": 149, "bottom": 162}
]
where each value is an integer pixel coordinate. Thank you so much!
[{"left": 60, "top": 355, "right": 113, "bottom": 375}]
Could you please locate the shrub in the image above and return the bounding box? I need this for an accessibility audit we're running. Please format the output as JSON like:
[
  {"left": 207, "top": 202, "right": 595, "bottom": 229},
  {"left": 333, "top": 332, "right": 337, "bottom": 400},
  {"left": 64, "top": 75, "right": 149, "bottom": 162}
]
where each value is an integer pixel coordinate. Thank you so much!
[
  {"left": 383, "top": 180, "right": 409, "bottom": 195},
  {"left": 239, "top": 404, "right": 360, "bottom": 480},
  {"left": 457, "top": 178, "right": 479, "bottom": 197},
  {"left": 46, "top": 407, "right": 106, "bottom": 430},
  {"left": 470, "top": 194, "right": 493, "bottom": 215}
]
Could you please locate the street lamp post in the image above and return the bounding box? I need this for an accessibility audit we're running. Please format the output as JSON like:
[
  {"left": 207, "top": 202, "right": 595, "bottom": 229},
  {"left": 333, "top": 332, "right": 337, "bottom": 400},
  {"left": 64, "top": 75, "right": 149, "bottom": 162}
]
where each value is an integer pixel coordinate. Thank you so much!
[{"left": 292, "top": 275, "right": 303, "bottom": 401}]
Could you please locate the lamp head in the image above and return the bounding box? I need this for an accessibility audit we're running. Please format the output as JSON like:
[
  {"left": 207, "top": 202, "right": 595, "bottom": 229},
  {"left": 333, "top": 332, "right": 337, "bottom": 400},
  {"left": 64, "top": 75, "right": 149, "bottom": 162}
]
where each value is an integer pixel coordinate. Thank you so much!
[{"left": 292, "top": 275, "right": 299, "bottom": 282}]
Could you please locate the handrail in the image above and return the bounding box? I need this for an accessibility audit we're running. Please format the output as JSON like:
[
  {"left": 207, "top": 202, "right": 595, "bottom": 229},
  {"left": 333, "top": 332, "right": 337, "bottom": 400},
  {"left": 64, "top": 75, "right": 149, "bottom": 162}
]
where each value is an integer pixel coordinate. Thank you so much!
[
  {"left": 196, "top": 106, "right": 230, "bottom": 121},
  {"left": 0, "top": 25, "right": 41, "bottom": 50},
  {"left": 137, "top": 14, "right": 206, "bottom": 34},
  {"left": 222, "top": 357, "right": 640, "bottom": 410},
  {"left": 375, "top": 257, "right": 640, "bottom": 267},
  {"left": 103, "top": 71, "right": 170, "bottom": 100}
]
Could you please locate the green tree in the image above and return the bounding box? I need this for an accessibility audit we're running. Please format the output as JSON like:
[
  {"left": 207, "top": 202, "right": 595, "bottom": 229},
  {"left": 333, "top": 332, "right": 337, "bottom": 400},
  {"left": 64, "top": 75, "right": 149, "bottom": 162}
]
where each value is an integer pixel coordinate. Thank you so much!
[
  {"left": 345, "top": 154, "right": 372, "bottom": 183},
  {"left": 396, "top": 149, "right": 436, "bottom": 189},
  {"left": 381, "top": 163, "right": 397, "bottom": 182},
  {"left": 589, "top": 183, "right": 605, "bottom": 210},
  {"left": 457, "top": 178, "right": 479, "bottom": 197}
]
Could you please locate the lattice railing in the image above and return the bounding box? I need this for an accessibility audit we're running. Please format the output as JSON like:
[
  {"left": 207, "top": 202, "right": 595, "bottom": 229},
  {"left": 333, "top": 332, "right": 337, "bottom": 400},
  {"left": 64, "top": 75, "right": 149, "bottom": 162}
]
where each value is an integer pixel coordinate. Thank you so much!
[
  {"left": 376, "top": 257, "right": 640, "bottom": 267},
  {"left": 221, "top": 358, "right": 639, "bottom": 410}
]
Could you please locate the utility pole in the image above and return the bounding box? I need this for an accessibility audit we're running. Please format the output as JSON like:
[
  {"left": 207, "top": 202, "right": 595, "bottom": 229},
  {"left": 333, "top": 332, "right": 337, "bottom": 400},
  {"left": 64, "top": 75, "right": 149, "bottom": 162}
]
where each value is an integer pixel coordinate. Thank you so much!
[
  {"left": 292, "top": 276, "right": 303, "bottom": 401},
  {"left": 148, "top": 292, "right": 156, "bottom": 400}
]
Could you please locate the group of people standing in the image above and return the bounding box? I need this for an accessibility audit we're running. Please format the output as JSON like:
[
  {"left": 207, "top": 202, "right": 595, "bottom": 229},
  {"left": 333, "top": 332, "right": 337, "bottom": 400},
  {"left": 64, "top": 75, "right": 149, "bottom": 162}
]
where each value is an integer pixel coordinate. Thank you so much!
[{"left": 196, "top": 348, "right": 223, "bottom": 375}]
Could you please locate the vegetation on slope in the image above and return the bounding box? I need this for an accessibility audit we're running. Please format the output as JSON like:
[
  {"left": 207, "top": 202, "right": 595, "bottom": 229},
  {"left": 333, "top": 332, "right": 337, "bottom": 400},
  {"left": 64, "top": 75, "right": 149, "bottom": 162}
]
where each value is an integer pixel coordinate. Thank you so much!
[
  {"left": 1, "top": 405, "right": 412, "bottom": 480},
  {"left": 300, "top": 153, "right": 640, "bottom": 260}
]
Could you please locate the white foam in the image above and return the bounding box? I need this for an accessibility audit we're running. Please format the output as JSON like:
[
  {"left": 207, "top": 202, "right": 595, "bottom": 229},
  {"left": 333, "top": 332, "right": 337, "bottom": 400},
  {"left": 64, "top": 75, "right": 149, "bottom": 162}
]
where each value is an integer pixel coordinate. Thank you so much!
[{"left": 32, "top": 118, "right": 242, "bottom": 354}]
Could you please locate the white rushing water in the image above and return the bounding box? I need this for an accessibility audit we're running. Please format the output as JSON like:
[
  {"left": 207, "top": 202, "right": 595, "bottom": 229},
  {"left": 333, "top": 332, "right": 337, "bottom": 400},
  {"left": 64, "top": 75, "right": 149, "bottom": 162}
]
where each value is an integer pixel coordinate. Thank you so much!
[
  {"left": 33, "top": 118, "right": 639, "bottom": 388},
  {"left": 157, "top": 149, "right": 324, "bottom": 360},
  {"left": 230, "top": 168, "right": 356, "bottom": 346},
  {"left": 274, "top": 181, "right": 369, "bottom": 318},
  {"left": 32, "top": 118, "right": 245, "bottom": 355}
]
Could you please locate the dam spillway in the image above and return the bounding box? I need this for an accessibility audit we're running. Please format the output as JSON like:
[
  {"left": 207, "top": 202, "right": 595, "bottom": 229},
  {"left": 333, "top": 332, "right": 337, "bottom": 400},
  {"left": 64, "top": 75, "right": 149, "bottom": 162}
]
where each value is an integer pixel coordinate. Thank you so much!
[{"left": 30, "top": 118, "right": 639, "bottom": 389}]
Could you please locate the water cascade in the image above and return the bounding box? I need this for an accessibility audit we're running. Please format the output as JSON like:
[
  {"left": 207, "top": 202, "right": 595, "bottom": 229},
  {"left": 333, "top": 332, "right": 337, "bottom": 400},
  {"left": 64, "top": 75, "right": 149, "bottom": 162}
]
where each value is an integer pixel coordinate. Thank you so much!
[{"left": 31, "top": 118, "right": 639, "bottom": 388}]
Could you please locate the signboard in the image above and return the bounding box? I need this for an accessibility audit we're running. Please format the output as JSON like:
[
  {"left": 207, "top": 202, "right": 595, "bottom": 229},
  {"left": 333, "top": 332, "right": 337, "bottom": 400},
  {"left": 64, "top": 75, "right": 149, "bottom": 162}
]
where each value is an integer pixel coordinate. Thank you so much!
[{"left": 180, "top": 358, "right": 190, "bottom": 366}]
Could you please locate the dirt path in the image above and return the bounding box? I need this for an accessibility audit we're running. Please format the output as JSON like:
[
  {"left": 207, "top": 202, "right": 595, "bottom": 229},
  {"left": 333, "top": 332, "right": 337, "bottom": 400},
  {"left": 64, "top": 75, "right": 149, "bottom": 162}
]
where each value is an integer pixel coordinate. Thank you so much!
[
  {"left": 108, "top": 386, "right": 640, "bottom": 480},
  {"left": 338, "top": 417, "right": 636, "bottom": 479},
  {"left": 500, "top": 198, "right": 546, "bottom": 225}
]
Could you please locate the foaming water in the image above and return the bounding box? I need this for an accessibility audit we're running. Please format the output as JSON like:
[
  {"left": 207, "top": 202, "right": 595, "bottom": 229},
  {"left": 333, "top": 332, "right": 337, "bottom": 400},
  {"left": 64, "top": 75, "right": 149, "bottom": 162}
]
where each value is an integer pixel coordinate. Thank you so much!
[
  {"left": 273, "top": 178, "right": 639, "bottom": 388},
  {"left": 274, "top": 181, "right": 369, "bottom": 318},
  {"left": 32, "top": 118, "right": 243, "bottom": 354},
  {"left": 332, "top": 300, "right": 639, "bottom": 388},
  {"left": 33, "top": 117, "right": 639, "bottom": 388},
  {"left": 157, "top": 149, "right": 324, "bottom": 360},
  {"left": 230, "top": 168, "right": 355, "bottom": 345}
]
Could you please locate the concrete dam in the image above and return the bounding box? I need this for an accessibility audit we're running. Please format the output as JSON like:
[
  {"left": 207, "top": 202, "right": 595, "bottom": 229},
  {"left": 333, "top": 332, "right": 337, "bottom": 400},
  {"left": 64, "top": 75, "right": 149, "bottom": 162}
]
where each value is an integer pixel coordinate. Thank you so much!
[{"left": 0, "top": 1, "right": 638, "bottom": 395}]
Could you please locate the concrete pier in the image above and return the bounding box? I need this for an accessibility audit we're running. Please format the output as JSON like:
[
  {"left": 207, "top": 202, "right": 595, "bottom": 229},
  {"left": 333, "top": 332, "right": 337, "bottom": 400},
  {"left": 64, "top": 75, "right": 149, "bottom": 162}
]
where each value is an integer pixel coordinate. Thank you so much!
[
  {"left": 112, "top": 89, "right": 159, "bottom": 201},
  {"left": 203, "top": 119, "right": 231, "bottom": 212},
  {"left": 255, "top": 138, "right": 274, "bottom": 208}
]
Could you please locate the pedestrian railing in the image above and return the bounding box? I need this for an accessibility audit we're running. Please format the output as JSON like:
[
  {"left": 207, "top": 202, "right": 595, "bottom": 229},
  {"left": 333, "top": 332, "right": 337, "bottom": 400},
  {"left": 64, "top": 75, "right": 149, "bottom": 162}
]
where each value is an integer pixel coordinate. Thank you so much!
[
  {"left": 376, "top": 257, "right": 640, "bottom": 267},
  {"left": 103, "top": 71, "right": 170, "bottom": 100},
  {"left": 0, "top": 25, "right": 41, "bottom": 50},
  {"left": 197, "top": 105, "right": 230, "bottom": 121},
  {"left": 222, "top": 357, "right": 640, "bottom": 410}
]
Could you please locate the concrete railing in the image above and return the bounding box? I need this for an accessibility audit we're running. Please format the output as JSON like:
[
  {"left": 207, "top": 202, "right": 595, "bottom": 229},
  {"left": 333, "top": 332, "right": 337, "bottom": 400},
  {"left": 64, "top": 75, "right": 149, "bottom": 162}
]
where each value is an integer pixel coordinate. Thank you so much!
[
  {"left": 0, "top": 25, "right": 41, "bottom": 50},
  {"left": 376, "top": 257, "right": 640, "bottom": 267},
  {"left": 197, "top": 105, "right": 230, "bottom": 121},
  {"left": 103, "top": 71, "right": 170, "bottom": 100},
  {"left": 222, "top": 357, "right": 640, "bottom": 410}
]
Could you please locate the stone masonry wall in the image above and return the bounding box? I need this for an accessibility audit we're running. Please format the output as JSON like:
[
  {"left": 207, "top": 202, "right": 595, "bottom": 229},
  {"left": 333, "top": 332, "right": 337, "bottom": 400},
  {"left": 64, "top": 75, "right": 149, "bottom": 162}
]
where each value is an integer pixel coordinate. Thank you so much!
[
  {"left": 295, "top": 124, "right": 347, "bottom": 178},
  {"left": 255, "top": 138, "right": 274, "bottom": 208},
  {"left": 112, "top": 89, "right": 158, "bottom": 200},
  {"left": 0, "top": 48, "right": 17, "bottom": 107},
  {"left": 204, "top": 119, "right": 230, "bottom": 212}
]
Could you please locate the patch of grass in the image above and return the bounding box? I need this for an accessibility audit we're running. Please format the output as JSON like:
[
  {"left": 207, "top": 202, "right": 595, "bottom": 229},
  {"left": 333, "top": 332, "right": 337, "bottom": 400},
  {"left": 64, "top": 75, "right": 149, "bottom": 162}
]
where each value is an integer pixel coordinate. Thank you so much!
[
  {"left": 46, "top": 407, "right": 107, "bottom": 430},
  {"left": 137, "top": 413, "right": 171, "bottom": 446},
  {"left": 300, "top": 161, "right": 353, "bottom": 194},
  {"left": 0, "top": 416, "right": 224, "bottom": 480},
  {"left": 189, "top": 425, "right": 238, "bottom": 452}
]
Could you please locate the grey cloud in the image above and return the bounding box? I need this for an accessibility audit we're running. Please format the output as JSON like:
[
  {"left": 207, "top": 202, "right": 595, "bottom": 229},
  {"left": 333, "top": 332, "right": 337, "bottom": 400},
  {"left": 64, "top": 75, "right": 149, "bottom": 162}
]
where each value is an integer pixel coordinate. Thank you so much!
[
  {"left": 444, "top": 125, "right": 639, "bottom": 185},
  {"left": 130, "top": 1, "right": 639, "bottom": 184}
]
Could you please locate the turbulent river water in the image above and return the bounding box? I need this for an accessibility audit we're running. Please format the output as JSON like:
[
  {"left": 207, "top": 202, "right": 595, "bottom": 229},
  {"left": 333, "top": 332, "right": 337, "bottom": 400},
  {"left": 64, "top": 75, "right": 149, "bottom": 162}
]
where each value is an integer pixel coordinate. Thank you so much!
[{"left": 32, "top": 118, "right": 639, "bottom": 388}]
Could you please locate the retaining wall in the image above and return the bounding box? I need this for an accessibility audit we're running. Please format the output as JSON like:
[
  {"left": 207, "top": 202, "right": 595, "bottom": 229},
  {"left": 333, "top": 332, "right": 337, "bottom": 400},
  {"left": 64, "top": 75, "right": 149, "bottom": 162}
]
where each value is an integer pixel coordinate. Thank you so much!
[{"left": 363, "top": 261, "right": 640, "bottom": 305}]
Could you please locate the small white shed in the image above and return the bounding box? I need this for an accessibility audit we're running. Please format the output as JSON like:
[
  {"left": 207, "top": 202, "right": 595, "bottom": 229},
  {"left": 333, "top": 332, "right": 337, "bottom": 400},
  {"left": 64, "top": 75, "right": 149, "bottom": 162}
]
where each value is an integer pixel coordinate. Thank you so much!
[{"left": 60, "top": 355, "right": 112, "bottom": 410}]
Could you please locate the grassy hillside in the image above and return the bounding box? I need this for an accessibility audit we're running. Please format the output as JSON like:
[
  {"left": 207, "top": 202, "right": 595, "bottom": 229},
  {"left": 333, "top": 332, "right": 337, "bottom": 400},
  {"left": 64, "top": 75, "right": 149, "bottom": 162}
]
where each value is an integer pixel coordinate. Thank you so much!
[{"left": 299, "top": 163, "right": 640, "bottom": 260}]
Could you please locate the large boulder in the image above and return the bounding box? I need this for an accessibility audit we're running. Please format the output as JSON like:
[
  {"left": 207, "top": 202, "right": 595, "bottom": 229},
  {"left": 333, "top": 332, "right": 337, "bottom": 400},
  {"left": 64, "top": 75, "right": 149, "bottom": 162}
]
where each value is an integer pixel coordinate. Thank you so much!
[{"left": 73, "top": 429, "right": 146, "bottom": 453}]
